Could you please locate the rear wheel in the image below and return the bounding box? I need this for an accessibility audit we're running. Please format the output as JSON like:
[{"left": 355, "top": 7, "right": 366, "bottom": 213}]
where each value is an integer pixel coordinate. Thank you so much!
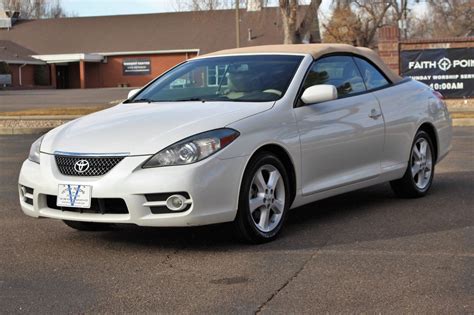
[
  {"left": 390, "top": 130, "right": 435, "bottom": 198},
  {"left": 234, "top": 152, "right": 290, "bottom": 243},
  {"left": 63, "top": 220, "right": 114, "bottom": 231}
]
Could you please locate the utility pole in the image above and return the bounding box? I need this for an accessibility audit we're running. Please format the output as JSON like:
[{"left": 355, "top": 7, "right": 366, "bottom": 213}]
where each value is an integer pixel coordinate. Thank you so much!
[
  {"left": 402, "top": 0, "right": 408, "bottom": 39},
  {"left": 393, "top": 0, "right": 410, "bottom": 39},
  {"left": 235, "top": 0, "right": 240, "bottom": 48}
]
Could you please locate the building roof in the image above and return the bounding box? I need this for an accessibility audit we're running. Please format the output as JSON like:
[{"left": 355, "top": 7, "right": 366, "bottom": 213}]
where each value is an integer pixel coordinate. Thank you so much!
[
  {"left": 206, "top": 44, "right": 403, "bottom": 83},
  {"left": 0, "top": 40, "right": 44, "bottom": 64},
  {"left": 0, "top": 8, "right": 287, "bottom": 56}
]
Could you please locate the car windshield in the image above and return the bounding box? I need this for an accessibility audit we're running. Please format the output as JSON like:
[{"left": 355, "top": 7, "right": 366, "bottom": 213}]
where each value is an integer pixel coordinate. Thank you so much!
[{"left": 129, "top": 55, "right": 304, "bottom": 103}]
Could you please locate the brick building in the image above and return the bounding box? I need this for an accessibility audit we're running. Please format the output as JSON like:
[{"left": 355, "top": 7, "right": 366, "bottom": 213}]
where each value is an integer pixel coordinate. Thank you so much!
[
  {"left": 0, "top": 7, "right": 286, "bottom": 89},
  {"left": 0, "top": 40, "right": 45, "bottom": 87}
]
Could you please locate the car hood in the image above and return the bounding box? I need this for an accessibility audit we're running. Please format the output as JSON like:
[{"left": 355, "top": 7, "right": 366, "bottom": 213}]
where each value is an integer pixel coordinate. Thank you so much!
[{"left": 41, "top": 101, "right": 273, "bottom": 155}]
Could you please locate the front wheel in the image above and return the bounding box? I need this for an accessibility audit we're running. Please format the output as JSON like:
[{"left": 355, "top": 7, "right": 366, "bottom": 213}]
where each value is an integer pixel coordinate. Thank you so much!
[
  {"left": 390, "top": 130, "right": 435, "bottom": 198},
  {"left": 234, "top": 152, "right": 290, "bottom": 243}
]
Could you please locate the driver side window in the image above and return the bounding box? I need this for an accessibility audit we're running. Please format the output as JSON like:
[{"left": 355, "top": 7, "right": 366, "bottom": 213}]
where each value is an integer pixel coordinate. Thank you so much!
[
  {"left": 303, "top": 56, "right": 366, "bottom": 97},
  {"left": 353, "top": 57, "right": 390, "bottom": 90}
]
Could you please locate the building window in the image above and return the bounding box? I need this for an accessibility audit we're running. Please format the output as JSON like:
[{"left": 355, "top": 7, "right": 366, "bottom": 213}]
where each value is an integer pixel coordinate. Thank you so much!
[{"left": 207, "top": 65, "right": 228, "bottom": 87}]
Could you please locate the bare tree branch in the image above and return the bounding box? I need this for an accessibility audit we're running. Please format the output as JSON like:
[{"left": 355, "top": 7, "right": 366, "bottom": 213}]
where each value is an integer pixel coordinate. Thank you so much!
[
  {"left": 279, "top": 0, "right": 322, "bottom": 44},
  {"left": 2, "top": 0, "right": 68, "bottom": 18},
  {"left": 323, "top": 0, "right": 394, "bottom": 48}
]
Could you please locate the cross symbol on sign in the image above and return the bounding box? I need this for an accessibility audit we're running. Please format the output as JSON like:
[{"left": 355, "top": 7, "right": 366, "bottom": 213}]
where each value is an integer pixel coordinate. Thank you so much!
[{"left": 438, "top": 58, "right": 452, "bottom": 71}]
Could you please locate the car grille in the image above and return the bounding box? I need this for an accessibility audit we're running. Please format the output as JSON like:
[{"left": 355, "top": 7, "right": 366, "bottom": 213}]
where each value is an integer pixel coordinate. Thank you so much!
[{"left": 55, "top": 155, "right": 124, "bottom": 177}]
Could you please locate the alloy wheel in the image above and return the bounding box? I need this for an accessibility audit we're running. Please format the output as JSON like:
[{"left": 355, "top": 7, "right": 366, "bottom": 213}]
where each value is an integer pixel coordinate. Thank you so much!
[
  {"left": 248, "top": 164, "right": 286, "bottom": 233},
  {"left": 411, "top": 138, "right": 433, "bottom": 190}
]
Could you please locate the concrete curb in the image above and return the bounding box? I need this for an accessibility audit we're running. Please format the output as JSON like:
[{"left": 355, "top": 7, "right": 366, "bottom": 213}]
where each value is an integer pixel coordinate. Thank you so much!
[
  {"left": 0, "top": 116, "right": 75, "bottom": 135},
  {"left": 0, "top": 127, "right": 54, "bottom": 135},
  {"left": 0, "top": 115, "right": 81, "bottom": 120}
]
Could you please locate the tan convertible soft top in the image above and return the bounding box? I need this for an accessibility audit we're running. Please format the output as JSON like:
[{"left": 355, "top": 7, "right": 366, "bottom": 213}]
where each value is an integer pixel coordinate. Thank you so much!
[{"left": 205, "top": 44, "right": 402, "bottom": 84}]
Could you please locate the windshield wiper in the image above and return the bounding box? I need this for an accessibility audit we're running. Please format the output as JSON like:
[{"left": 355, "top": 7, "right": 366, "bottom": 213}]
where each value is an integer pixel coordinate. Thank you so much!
[
  {"left": 129, "top": 98, "right": 154, "bottom": 103},
  {"left": 174, "top": 97, "right": 208, "bottom": 102}
]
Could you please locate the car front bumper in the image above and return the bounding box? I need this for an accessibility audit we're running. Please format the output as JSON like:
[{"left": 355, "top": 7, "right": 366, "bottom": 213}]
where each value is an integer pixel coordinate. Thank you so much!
[{"left": 18, "top": 153, "right": 247, "bottom": 227}]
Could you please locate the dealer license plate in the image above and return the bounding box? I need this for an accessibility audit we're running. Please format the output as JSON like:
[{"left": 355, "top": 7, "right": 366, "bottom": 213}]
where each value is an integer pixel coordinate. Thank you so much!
[{"left": 57, "top": 184, "right": 92, "bottom": 208}]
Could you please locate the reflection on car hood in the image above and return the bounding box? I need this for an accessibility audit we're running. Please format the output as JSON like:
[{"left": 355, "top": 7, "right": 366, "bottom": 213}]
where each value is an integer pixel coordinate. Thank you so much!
[{"left": 41, "top": 101, "right": 273, "bottom": 155}]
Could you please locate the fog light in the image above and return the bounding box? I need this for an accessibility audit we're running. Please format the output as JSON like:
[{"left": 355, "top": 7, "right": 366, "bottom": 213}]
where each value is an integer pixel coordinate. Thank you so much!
[{"left": 166, "top": 194, "right": 188, "bottom": 211}]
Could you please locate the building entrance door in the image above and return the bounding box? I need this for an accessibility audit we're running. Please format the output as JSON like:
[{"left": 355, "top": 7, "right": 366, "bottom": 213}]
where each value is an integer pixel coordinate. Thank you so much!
[{"left": 56, "top": 65, "right": 69, "bottom": 89}]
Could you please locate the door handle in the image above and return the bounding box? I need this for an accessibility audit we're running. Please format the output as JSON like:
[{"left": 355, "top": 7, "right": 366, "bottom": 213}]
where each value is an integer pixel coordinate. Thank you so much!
[{"left": 369, "top": 109, "right": 382, "bottom": 120}]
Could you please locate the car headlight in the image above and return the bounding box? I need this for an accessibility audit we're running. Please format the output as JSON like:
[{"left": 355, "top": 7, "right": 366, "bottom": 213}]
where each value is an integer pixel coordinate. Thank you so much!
[
  {"left": 143, "top": 128, "right": 240, "bottom": 168},
  {"left": 28, "top": 136, "right": 44, "bottom": 164}
]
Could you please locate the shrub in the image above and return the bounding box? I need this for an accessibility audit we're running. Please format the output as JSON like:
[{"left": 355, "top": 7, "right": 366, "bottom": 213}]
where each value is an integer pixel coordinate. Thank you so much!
[{"left": 0, "top": 62, "right": 11, "bottom": 74}]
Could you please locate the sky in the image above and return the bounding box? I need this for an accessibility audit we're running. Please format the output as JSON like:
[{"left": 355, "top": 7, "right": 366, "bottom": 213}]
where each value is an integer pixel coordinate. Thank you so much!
[
  {"left": 60, "top": 0, "right": 334, "bottom": 17},
  {"left": 58, "top": 0, "right": 427, "bottom": 21},
  {"left": 61, "top": 0, "right": 177, "bottom": 16}
]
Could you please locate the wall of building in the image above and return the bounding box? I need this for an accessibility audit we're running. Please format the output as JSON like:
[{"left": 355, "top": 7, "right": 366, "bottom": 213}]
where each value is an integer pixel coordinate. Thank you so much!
[
  {"left": 47, "top": 52, "right": 197, "bottom": 89},
  {"left": 400, "top": 39, "right": 474, "bottom": 51},
  {"left": 377, "top": 26, "right": 401, "bottom": 74},
  {"left": 9, "top": 65, "right": 20, "bottom": 86},
  {"left": 94, "top": 52, "right": 197, "bottom": 88},
  {"left": 8, "top": 64, "right": 36, "bottom": 87},
  {"left": 85, "top": 63, "right": 100, "bottom": 88},
  {"left": 68, "top": 63, "right": 81, "bottom": 89}
]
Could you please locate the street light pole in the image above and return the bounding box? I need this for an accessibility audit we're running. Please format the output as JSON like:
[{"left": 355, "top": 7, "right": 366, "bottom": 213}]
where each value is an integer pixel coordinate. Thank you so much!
[
  {"left": 402, "top": 0, "right": 408, "bottom": 39},
  {"left": 235, "top": 0, "right": 240, "bottom": 48}
]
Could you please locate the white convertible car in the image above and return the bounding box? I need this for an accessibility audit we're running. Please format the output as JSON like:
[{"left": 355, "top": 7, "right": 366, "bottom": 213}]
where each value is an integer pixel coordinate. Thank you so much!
[{"left": 19, "top": 44, "right": 452, "bottom": 243}]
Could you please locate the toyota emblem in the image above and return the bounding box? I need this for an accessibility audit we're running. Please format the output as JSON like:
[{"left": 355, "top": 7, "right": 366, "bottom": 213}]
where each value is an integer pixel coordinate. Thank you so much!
[{"left": 74, "top": 160, "right": 90, "bottom": 173}]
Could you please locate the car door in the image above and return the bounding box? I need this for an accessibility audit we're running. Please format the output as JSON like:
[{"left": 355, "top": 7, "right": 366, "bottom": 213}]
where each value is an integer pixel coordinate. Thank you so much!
[
  {"left": 294, "top": 55, "right": 385, "bottom": 195},
  {"left": 352, "top": 56, "right": 407, "bottom": 170}
]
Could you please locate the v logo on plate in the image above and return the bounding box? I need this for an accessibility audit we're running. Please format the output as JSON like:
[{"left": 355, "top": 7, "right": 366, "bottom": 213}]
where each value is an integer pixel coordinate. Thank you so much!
[{"left": 67, "top": 184, "right": 81, "bottom": 206}]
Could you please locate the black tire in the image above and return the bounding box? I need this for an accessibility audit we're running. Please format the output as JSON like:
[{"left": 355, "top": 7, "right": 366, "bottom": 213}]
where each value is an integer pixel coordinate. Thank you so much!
[
  {"left": 63, "top": 220, "right": 115, "bottom": 231},
  {"left": 390, "top": 130, "right": 435, "bottom": 198},
  {"left": 234, "top": 152, "right": 291, "bottom": 243}
]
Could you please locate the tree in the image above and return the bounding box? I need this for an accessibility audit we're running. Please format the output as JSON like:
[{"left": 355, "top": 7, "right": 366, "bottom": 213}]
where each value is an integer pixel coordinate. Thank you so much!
[
  {"left": 278, "top": 0, "right": 322, "bottom": 44},
  {"left": 47, "top": 0, "right": 65, "bottom": 18},
  {"left": 423, "top": 0, "right": 473, "bottom": 37},
  {"left": 324, "top": 0, "right": 472, "bottom": 45},
  {"left": 172, "top": 0, "right": 268, "bottom": 11},
  {"left": 173, "top": 0, "right": 252, "bottom": 11},
  {"left": 323, "top": 0, "right": 403, "bottom": 48},
  {"left": 172, "top": 0, "right": 323, "bottom": 44},
  {"left": 0, "top": 62, "right": 11, "bottom": 75},
  {"left": 1, "top": 0, "right": 68, "bottom": 19},
  {"left": 180, "top": 0, "right": 227, "bottom": 11},
  {"left": 351, "top": 0, "right": 392, "bottom": 47},
  {"left": 322, "top": 4, "right": 360, "bottom": 46}
]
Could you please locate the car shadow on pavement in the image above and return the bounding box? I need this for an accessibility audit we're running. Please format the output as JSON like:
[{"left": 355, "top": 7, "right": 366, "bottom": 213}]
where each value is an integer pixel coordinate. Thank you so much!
[{"left": 95, "top": 171, "right": 473, "bottom": 251}]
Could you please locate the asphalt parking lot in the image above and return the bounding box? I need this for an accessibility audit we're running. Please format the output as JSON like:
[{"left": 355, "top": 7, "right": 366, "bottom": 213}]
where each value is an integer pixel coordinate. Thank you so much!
[
  {"left": 0, "top": 88, "right": 134, "bottom": 112},
  {"left": 0, "top": 128, "right": 473, "bottom": 314}
]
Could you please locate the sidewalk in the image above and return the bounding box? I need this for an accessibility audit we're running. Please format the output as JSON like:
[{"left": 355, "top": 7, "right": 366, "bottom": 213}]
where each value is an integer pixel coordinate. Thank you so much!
[
  {"left": 0, "top": 88, "right": 132, "bottom": 112},
  {"left": 0, "top": 115, "right": 77, "bottom": 135}
]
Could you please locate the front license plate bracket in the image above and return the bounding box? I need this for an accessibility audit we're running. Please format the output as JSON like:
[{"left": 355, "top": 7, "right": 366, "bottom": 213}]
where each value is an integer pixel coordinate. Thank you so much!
[{"left": 57, "top": 184, "right": 92, "bottom": 209}]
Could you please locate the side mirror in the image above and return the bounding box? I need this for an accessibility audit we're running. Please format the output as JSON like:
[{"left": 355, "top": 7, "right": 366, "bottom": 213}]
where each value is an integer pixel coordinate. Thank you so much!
[
  {"left": 127, "top": 88, "right": 141, "bottom": 99},
  {"left": 301, "top": 84, "right": 337, "bottom": 104}
]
